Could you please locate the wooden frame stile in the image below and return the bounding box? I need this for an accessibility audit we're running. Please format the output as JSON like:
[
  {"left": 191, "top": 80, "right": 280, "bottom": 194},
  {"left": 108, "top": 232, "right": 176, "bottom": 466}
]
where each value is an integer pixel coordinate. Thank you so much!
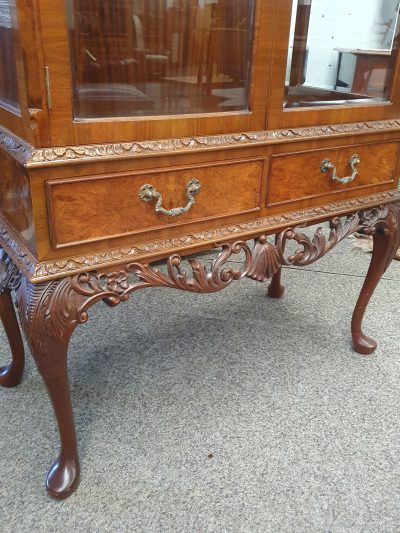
[
  {"left": 15, "top": 0, "right": 51, "bottom": 146},
  {"left": 267, "top": 0, "right": 400, "bottom": 130},
  {"left": 38, "top": 0, "right": 276, "bottom": 147},
  {"left": 0, "top": 0, "right": 31, "bottom": 141},
  {"left": 0, "top": 1, "right": 49, "bottom": 144}
]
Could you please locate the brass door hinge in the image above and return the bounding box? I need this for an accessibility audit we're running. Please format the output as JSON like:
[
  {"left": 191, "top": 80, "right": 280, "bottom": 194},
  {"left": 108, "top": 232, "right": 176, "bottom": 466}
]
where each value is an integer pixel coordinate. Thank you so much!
[{"left": 44, "top": 66, "right": 52, "bottom": 110}]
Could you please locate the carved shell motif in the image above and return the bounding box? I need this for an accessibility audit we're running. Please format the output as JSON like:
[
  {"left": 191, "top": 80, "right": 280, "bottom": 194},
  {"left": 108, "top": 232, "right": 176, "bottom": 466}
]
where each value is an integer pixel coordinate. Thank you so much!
[{"left": 245, "top": 236, "right": 281, "bottom": 282}]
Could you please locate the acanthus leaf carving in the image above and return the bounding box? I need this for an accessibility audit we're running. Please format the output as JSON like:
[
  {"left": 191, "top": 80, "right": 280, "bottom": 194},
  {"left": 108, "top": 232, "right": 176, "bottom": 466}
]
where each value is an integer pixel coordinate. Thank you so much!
[
  {"left": 3, "top": 120, "right": 400, "bottom": 169},
  {"left": 27, "top": 119, "right": 400, "bottom": 166},
  {"left": 10, "top": 202, "right": 400, "bottom": 377},
  {"left": 24, "top": 191, "right": 400, "bottom": 282}
]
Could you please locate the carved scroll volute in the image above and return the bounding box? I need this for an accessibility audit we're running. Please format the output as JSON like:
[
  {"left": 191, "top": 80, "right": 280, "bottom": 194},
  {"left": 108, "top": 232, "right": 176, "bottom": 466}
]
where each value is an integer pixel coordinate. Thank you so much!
[{"left": 0, "top": 248, "right": 22, "bottom": 293}]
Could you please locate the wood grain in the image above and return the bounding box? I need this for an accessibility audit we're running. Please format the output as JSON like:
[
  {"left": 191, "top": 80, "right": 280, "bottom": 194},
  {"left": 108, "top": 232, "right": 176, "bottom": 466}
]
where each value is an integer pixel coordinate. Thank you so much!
[
  {"left": 46, "top": 158, "right": 264, "bottom": 248},
  {"left": 267, "top": 141, "right": 399, "bottom": 208}
]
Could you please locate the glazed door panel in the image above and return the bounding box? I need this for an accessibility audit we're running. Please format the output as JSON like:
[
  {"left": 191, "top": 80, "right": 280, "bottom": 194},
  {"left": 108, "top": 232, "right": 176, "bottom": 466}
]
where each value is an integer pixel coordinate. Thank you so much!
[
  {"left": 0, "top": 0, "right": 39, "bottom": 141},
  {"left": 268, "top": 0, "right": 400, "bottom": 129},
  {"left": 0, "top": 0, "right": 20, "bottom": 111},
  {"left": 39, "top": 0, "right": 275, "bottom": 146}
]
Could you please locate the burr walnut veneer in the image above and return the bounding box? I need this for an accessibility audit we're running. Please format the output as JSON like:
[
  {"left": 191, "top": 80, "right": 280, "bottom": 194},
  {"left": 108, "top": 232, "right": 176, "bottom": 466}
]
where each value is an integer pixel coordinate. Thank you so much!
[{"left": 1, "top": 0, "right": 400, "bottom": 499}]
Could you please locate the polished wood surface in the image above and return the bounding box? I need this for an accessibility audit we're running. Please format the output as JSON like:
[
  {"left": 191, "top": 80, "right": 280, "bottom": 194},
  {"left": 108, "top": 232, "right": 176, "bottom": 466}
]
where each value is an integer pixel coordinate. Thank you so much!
[
  {"left": 0, "top": 149, "right": 34, "bottom": 252},
  {"left": 267, "top": 141, "right": 398, "bottom": 208},
  {"left": 46, "top": 157, "right": 264, "bottom": 248},
  {"left": 1, "top": 0, "right": 400, "bottom": 500},
  {"left": 352, "top": 203, "right": 400, "bottom": 354},
  {"left": 0, "top": 289, "right": 24, "bottom": 388},
  {"left": 268, "top": 2, "right": 400, "bottom": 129},
  {"left": 37, "top": 0, "right": 273, "bottom": 146}
]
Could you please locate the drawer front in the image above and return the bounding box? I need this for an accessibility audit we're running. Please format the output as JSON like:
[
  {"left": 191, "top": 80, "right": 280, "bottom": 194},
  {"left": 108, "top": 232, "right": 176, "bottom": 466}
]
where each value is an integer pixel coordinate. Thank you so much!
[
  {"left": 267, "top": 142, "right": 399, "bottom": 208},
  {"left": 46, "top": 158, "right": 264, "bottom": 248}
]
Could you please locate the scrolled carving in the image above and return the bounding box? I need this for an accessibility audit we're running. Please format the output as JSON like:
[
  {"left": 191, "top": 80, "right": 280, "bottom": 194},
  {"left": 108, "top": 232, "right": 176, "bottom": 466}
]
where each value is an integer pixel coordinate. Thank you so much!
[
  {"left": 245, "top": 204, "right": 393, "bottom": 280},
  {"left": 3, "top": 120, "right": 400, "bottom": 169},
  {"left": 24, "top": 119, "right": 400, "bottom": 166},
  {"left": 0, "top": 248, "right": 22, "bottom": 293},
  {"left": 277, "top": 213, "right": 362, "bottom": 266},
  {"left": 15, "top": 202, "right": 400, "bottom": 374},
  {"left": 15, "top": 240, "right": 254, "bottom": 375},
  {"left": 21, "top": 191, "right": 400, "bottom": 282}
]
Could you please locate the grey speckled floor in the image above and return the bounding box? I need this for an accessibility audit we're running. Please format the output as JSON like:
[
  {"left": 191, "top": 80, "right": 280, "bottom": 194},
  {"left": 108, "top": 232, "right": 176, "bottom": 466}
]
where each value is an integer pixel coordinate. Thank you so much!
[{"left": 1, "top": 236, "right": 400, "bottom": 533}]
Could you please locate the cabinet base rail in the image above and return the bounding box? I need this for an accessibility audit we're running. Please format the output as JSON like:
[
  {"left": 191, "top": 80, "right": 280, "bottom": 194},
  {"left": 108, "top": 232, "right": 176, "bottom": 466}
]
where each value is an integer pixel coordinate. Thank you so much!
[{"left": 1, "top": 201, "right": 400, "bottom": 499}]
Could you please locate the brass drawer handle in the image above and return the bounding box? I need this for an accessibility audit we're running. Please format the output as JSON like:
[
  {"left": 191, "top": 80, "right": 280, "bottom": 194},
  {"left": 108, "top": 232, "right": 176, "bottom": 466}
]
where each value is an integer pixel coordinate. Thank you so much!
[
  {"left": 320, "top": 154, "right": 360, "bottom": 184},
  {"left": 138, "top": 178, "right": 201, "bottom": 217}
]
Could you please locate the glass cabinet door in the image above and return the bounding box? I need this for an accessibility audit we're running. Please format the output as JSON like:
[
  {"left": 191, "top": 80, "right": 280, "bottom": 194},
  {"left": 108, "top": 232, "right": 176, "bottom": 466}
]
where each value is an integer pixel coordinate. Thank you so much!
[
  {"left": 68, "top": 0, "right": 254, "bottom": 119},
  {"left": 0, "top": 0, "right": 19, "bottom": 112},
  {"left": 41, "top": 0, "right": 273, "bottom": 146},
  {"left": 286, "top": 0, "right": 400, "bottom": 107},
  {"left": 268, "top": 0, "right": 400, "bottom": 129}
]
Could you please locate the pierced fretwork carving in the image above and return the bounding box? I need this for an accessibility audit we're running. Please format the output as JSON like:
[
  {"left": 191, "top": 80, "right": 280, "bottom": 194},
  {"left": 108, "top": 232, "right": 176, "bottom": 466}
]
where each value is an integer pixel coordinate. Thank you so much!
[
  {"left": 5, "top": 202, "right": 400, "bottom": 500},
  {"left": 246, "top": 206, "right": 388, "bottom": 281},
  {"left": 12, "top": 203, "right": 397, "bottom": 371},
  {"left": 0, "top": 248, "right": 22, "bottom": 293}
]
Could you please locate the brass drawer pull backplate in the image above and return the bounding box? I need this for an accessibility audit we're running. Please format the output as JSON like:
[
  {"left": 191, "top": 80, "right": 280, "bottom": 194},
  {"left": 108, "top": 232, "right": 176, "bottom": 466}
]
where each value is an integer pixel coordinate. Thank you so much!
[
  {"left": 139, "top": 178, "right": 202, "bottom": 217},
  {"left": 320, "top": 154, "right": 360, "bottom": 184}
]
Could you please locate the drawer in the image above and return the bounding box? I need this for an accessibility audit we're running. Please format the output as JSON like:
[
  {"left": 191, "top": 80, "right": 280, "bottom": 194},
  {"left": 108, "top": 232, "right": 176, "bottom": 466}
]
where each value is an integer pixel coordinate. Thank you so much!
[
  {"left": 46, "top": 157, "right": 264, "bottom": 248},
  {"left": 267, "top": 142, "right": 399, "bottom": 208}
]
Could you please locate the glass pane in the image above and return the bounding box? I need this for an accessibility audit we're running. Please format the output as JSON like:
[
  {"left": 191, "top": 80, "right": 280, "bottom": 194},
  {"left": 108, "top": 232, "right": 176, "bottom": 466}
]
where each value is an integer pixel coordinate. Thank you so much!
[
  {"left": 285, "top": 0, "right": 400, "bottom": 108},
  {"left": 0, "top": 0, "right": 20, "bottom": 110},
  {"left": 67, "top": 0, "right": 255, "bottom": 119}
]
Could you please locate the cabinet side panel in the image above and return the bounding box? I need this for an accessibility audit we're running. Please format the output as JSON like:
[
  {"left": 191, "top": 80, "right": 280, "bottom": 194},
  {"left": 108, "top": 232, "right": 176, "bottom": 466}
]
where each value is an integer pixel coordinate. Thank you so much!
[{"left": 0, "top": 149, "right": 35, "bottom": 252}]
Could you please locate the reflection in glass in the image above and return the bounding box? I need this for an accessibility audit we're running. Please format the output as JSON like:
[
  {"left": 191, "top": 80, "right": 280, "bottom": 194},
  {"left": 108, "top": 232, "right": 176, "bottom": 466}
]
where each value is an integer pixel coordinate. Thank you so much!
[
  {"left": 0, "top": 0, "right": 20, "bottom": 110},
  {"left": 67, "top": 0, "right": 255, "bottom": 119},
  {"left": 286, "top": 0, "right": 400, "bottom": 108}
]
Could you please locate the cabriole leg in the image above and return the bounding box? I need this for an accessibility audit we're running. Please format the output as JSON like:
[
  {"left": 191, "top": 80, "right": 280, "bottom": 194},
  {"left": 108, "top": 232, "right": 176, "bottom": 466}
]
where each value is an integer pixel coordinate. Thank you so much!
[
  {"left": 0, "top": 289, "right": 25, "bottom": 387},
  {"left": 352, "top": 203, "right": 400, "bottom": 354},
  {"left": 15, "top": 276, "right": 85, "bottom": 499},
  {"left": 34, "top": 339, "right": 79, "bottom": 499}
]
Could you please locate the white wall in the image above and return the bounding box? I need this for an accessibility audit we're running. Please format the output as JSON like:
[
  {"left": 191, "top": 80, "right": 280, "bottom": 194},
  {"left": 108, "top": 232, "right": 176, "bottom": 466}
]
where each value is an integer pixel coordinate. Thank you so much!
[
  {"left": 288, "top": 0, "right": 399, "bottom": 90},
  {"left": 306, "top": 0, "right": 383, "bottom": 88}
]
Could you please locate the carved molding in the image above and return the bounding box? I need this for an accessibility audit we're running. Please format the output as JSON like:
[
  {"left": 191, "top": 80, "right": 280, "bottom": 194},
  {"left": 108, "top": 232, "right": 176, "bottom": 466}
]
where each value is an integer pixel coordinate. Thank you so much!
[
  {"left": 2, "top": 119, "right": 400, "bottom": 168},
  {"left": 0, "top": 191, "right": 399, "bottom": 283},
  {"left": 31, "top": 191, "right": 400, "bottom": 281},
  {"left": 13, "top": 202, "right": 400, "bottom": 374},
  {"left": 27, "top": 120, "right": 400, "bottom": 166},
  {"left": 0, "top": 248, "right": 22, "bottom": 293},
  {"left": 0, "top": 126, "right": 33, "bottom": 166},
  {"left": 0, "top": 216, "right": 37, "bottom": 278}
]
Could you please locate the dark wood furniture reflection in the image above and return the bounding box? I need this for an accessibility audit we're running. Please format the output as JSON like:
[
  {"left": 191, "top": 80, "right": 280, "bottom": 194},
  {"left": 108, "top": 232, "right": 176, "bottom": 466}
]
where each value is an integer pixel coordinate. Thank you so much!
[
  {"left": 335, "top": 48, "right": 392, "bottom": 98},
  {"left": 1, "top": 0, "right": 400, "bottom": 500}
]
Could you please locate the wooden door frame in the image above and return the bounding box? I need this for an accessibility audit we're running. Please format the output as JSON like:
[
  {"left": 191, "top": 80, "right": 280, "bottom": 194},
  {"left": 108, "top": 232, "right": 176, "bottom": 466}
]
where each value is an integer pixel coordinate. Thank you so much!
[
  {"left": 266, "top": 0, "right": 400, "bottom": 130},
  {"left": 38, "top": 0, "right": 276, "bottom": 147}
]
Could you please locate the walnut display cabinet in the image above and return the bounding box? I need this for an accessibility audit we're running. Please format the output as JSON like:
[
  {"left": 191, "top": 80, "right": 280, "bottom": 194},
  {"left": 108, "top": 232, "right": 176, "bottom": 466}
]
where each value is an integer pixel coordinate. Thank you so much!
[{"left": 1, "top": 0, "right": 400, "bottom": 499}]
